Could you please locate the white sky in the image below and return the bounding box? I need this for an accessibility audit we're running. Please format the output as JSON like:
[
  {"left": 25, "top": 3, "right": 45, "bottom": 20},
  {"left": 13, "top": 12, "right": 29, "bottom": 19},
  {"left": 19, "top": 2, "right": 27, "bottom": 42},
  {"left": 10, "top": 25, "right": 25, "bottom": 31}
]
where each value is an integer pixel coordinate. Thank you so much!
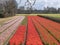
[{"left": 16, "top": 0, "right": 60, "bottom": 10}]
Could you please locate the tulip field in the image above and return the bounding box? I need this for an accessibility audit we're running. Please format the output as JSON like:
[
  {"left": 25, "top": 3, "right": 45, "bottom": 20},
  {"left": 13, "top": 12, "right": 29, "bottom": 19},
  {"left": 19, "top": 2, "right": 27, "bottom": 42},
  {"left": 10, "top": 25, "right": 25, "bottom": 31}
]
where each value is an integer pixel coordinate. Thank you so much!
[{"left": 7, "top": 15, "right": 60, "bottom": 45}]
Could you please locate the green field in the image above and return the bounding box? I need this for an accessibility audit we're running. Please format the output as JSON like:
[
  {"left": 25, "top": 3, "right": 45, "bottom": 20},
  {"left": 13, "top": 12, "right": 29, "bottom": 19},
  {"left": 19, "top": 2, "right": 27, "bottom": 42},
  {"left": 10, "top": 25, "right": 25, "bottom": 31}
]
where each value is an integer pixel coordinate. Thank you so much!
[
  {"left": 16, "top": 14, "right": 37, "bottom": 16},
  {"left": 38, "top": 14, "right": 60, "bottom": 18},
  {"left": 37, "top": 14, "right": 60, "bottom": 23},
  {"left": 16, "top": 14, "right": 60, "bottom": 18}
]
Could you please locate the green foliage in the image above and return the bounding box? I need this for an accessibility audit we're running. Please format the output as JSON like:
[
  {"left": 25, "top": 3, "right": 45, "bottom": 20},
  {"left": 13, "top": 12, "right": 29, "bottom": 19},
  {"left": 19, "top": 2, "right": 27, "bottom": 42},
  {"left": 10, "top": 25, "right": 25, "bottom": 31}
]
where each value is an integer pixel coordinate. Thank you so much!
[
  {"left": 19, "top": 43, "right": 22, "bottom": 45},
  {"left": 0, "top": 14, "right": 4, "bottom": 18},
  {"left": 44, "top": 43, "right": 50, "bottom": 45},
  {"left": 53, "top": 43, "right": 57, "bottom": 45},
  {"left": 21, "top": 17, "right": 27, "bottom": 25}
]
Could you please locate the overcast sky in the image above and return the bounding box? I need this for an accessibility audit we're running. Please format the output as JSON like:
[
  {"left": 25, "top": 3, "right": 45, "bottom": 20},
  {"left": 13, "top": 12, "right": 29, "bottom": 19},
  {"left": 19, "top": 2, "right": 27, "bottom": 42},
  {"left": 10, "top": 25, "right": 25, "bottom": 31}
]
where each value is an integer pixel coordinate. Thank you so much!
[{"left": 16, "top": 0, "right": 60, "bottom": 10}]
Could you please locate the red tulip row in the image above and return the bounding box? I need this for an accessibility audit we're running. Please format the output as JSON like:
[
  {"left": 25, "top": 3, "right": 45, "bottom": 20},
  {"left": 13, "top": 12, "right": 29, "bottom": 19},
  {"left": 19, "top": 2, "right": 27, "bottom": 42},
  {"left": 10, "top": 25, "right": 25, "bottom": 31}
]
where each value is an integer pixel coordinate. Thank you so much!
[
  {"left": 8, "top": 16, "right": 60, "bottom": 45},
  {"left": 35, "top": 16, "right": 60, "bottom": 42},
  {"left": 26, "top": 16, "right": 43, "bottom": 45},
  {"left": 31, "top": 16, "right": 60, "bottom": 45},
  {"left": 37, "top": 16, "right": 60, "bottom": 31},
  {"left": 9, "top": 25, "right": 26, "bottom": 45},
  {"left": 9, "top": 16, "right": 43, "bottom": 45}
]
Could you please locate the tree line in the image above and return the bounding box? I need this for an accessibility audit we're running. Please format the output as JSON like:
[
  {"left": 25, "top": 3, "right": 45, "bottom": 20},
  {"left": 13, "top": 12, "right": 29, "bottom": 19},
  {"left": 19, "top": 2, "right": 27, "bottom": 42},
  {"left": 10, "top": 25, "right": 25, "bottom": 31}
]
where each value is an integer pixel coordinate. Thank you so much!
[
  {"left": 17, "top": 6, "right": 60, "bottom": 14},
  {"left": 0, "top": 0, "right": 17, "bottom": 18}
]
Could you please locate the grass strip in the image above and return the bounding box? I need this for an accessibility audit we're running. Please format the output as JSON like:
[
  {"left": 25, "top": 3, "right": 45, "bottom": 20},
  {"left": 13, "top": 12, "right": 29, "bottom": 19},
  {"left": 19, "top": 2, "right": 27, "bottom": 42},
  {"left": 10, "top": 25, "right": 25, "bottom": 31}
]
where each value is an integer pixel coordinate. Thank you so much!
[{"left": 21, "top": 16, "right": 27, "bottom": 25}]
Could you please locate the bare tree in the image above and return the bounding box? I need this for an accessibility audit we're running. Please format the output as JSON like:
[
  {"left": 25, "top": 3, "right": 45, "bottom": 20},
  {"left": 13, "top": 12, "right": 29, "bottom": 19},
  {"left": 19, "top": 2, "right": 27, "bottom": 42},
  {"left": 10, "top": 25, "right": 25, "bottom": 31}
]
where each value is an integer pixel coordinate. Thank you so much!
[
  {"left": 0, "top": 0, "right": 17, "bottom": 17},
  {"left": 8, "top": 0, "right": 17, "bottom": 16},
  {"left": 24, "top": 0, "right": 36, "bottom": 10},
  {"left": 23, "top": 0, "right": 36, "bottom": 13}
]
